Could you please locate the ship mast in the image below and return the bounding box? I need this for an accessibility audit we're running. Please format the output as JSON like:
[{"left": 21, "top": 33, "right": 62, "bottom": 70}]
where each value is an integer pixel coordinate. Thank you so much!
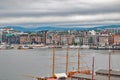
[
  {"left": 52, "top": 45, "right": 55, "bottom": 77},
  {"left": 66, "top": 44, "right": 69, "bottom": 75},
  {"left": 92, "top": 53, "right": 95, "bottom": 80},
  {"left": 78, "top": 46, "right": 80, "bottom": 72},
  {"left": 108, "top": 46, "right": 111, "bottom": 80}
]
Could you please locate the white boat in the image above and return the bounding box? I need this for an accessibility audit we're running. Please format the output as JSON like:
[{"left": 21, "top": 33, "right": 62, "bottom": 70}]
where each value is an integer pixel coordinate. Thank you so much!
[
  {"left": 69, "top": 45, "right": 76, "bottom": 48},
  {"left": 18, "top": 45, "right": 33, "bottom": 50},
  {"left": 80, "top": 45, "right": 89, "bottom": 49},
  {"left": 40, "top": 46, "right": 49, "bottom": 48},
  {"left": 69, "top": 45, "right": 80, "bottom": 49},
  {"left": 0, "top": 43, "right": 14, "bottom": 50}
]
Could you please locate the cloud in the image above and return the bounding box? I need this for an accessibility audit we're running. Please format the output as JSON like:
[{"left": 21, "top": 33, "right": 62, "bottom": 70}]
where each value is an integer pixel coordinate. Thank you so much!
[{"left": 0, "top": 0, "right": 120, "bottom": 27}]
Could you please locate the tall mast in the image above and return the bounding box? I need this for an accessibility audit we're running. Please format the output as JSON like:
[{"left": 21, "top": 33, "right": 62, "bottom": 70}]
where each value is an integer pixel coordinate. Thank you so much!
[
  {"left": 92, "top": 53, "right": 95, "bottom": 80},
  {"left": 52, "top": 45, "right": 55, "bottom": 77},
  {"left": 108, "top": 46, "right": 111, "bottom": 80},
  {"left": 78, "top": 46, "right": 80, "bottom": 72},
  {"left": 66, "top": 44, "right": 68, "bottom": 75}
]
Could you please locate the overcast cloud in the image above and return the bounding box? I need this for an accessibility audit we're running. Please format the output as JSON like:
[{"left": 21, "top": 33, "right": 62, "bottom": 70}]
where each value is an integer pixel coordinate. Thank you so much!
[{"left": 0, "top": 0, "right": 120, "bottom": 27}]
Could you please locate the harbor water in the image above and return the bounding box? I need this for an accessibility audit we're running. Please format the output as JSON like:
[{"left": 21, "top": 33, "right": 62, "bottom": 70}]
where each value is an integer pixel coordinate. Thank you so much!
[{"left": 0, "top": 48, "right": 120, "bottom": 80}]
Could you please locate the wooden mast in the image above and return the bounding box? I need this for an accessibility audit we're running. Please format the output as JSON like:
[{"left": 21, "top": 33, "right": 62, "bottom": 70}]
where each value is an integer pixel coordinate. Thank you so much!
[
  {"left": 66, "top": 44, "right": 68, "bottom": 75},
  {"left": 78, "top": 46, "right": 80, "bottom": 72},
  {"left": 92, "top": 53, "right": 95, "bottom": 80},
  {"left": 52, "top": 45, "right": 55, "bottom": 77},
  {"left": 108, "top": 46, "right": 111, "bottom": 80}
]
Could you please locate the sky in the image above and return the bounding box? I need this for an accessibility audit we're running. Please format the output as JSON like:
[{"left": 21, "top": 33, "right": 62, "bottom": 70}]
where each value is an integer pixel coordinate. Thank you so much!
[{"left": 0, "top": 0, "right": 120, "bottom": 27}]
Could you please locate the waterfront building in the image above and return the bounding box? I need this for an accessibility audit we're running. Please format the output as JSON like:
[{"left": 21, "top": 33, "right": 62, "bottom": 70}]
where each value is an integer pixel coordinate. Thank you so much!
[
  {"left": 112, "top": 34, "right": 120, "bottom": 45},
  {"left": 6, "top": 33, "right": 20, "bottom": 44},
  {"left": 2, "top": 27, "right": 14, "bottom": 33},
  {"left": 82, "top": 31, "right": 89, "bottom": 45},
  {"left": 74, "top": 36, "right": 82, "bottom": 45},
  {"left": 74, "top": 31, "right": 84, "bottom": 45},
  {"left": 0, "top": 27, "right": 22, "bottom": 44},
  {"left": 0, "top": 29, "right": 3, "bottom": 43},
  {"left": 30, "top": 34, "right": 41, "bottom": 44},
  {"left": 98, "top": 30, "right": 110, "bottom": 46},
  {"left": 2, "top": 31, "right": 8, "bottom": 42},
  {"left": 106, "top": 28, "right": 120, "bottom": 35},
  {"left": 52, "top": 34, "right": 59, "bottom": 44},
  {"left": 19, "top": 33, "right": 42, "bottom": 44},
  {"left": 46, "top": 32, "right": 53, "bottom": 45},
  {"left": 88, "top": 30, "right": 98, "bottom": 46},
  {"left": 20, "top": 34, "right": 31, "bottom": 44},
  {"left": 37, "top": 31, "right": 47, "bottom": 44},
  {"left": 61, "top": 35, "right": 74, "bottom": 45},
  {"left": 82, "top": 30, "right": 98, "bottom": 46}
]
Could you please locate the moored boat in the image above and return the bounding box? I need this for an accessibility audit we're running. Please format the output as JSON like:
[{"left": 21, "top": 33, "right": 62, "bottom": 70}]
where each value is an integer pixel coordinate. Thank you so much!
[
  {"left": 17, "top": 45, "right": 33, "bottom": 50},
  {"left": 80, "top": 45, "right": 90, "bottom": 49},
  {"left": 23, "top": 45, "right": 91, "bottom": 80},
  {"left": 42, "top": 45, "right": 90, "bottom": 80}
]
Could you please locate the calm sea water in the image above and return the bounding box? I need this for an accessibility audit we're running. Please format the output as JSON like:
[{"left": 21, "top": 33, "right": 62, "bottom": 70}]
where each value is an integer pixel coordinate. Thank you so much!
[{"left": 0, "top": 48, "right": 120, "bottom": 80}]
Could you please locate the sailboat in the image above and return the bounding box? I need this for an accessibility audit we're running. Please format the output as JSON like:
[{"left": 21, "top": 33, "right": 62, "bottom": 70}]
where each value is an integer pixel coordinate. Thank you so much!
[
  {"left": 23, "top": 44, "right": 91, "bottom": 80},
  {"left": 67, "top": 45, "right": 90, "bottom": 77}
]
